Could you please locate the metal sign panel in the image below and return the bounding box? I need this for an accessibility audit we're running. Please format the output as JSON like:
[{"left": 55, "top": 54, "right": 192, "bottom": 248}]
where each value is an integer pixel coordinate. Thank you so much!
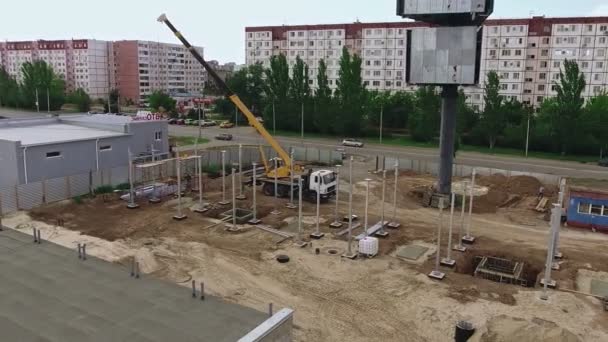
[
  {"left": 397, "top": 0, "right": 493, "bottom": 25},
  {"left": 408, "top": 26, "right": 479, "bottom": 85}
]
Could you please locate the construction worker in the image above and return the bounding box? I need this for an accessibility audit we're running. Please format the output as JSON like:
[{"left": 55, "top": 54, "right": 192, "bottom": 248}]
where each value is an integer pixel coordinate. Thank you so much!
[{"left": 538, "top": 186, "right": 545, "bottom": 200}]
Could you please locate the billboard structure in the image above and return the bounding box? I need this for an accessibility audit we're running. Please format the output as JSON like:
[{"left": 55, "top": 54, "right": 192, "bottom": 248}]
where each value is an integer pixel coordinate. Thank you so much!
[{"left": 395, "top": 0, "right": 494, "bottom": 199}]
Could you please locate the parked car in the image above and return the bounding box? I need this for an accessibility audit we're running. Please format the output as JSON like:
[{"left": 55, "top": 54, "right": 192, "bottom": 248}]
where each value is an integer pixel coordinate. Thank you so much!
[
  {"left": 176, "top": 119, "right": 186, "bottom": 125},
  {"left": 168, "top": 118, "right": 179, "bottom": 125},
  {"left": 215, "top": 133, "right": 233, "bottom": 141},
  {"left": 220, "top": 121, "right": 235, "bottom": 128},
  {"left": 599, "top": 158, "right": 608, "bottom": 167},
  {"left": 200, "top": 120, "right": 217, "bottom": 127},
  {"left": 342, "top": 138, "right": 364, "bottom": 148},
  {"left": 184, "top": 119, "right": 195, "bottom": 125}
]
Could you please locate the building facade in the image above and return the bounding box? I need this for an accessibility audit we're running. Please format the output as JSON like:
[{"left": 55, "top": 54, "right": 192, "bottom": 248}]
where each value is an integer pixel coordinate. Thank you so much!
[
  {"left": 0, "top": 39, "right": 206, "bottom": 105},
  {"left": 111, "top": 41, "right": 206, "bottom": 105},
  {"left": 0, "top": 115, "right": 169, "bottom": 187},
  {"left": 245, "top": 16, "right": 608, "bottom": 110},
  {"left": 0, "top": 39, "right": 111, "bottom": 99},
  {"left": 567, "top": 186, "right": 608, "bottom": 232}
]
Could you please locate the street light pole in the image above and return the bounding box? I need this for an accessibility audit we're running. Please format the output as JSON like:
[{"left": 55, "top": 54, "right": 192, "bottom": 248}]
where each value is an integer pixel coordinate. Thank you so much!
[
  {"left": 300, "top": 102, "right": 304, "bottom": 145},
  {"left": 379, "top": 105, "right": 384, "bottom": 144},
  {"left": 525, "top": 113, "right": 531, "bottom": 157}
]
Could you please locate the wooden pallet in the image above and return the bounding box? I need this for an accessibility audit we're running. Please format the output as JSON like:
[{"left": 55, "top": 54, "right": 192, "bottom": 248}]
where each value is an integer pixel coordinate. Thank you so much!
[{"left": 535, "top": 198, "right": 548, "bottom": 212}]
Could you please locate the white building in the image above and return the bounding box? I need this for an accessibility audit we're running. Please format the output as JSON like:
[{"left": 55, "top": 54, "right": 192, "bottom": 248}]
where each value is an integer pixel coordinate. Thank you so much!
[{"left": 245, "top": 16, "right": 608, "bottom": 110}]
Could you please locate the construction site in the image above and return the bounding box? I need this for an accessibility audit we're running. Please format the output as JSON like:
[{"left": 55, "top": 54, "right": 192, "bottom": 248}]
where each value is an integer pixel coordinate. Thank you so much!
[{"left": 3, "top": 145, "right": 608, "bottom": 341}]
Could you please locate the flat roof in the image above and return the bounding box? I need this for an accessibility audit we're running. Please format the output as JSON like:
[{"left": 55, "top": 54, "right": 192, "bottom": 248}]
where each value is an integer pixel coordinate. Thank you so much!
[
  {"left": 0, "top": 228, "right": 267, "bottom": 342},
  {"left": 0, "top": 123, "right": 127, "bottom": 146},
  {"left": 61, "top": 114, "right": 133, "bottom": 125}
]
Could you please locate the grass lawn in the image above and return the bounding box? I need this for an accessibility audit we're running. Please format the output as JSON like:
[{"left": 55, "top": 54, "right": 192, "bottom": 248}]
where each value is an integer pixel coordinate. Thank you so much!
[{"left": 171, "top": 136, "right": 210, "bottom": 146}]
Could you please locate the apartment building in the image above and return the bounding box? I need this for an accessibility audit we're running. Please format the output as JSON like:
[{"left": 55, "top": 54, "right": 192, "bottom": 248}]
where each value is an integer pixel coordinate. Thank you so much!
[
  {"left": 0, "top": 39, "right": 110, "bottom": 99},
  {"left": 245, "top": 16, "right": 608, "bottom": 109},
  {"left": 0, "top": 39, "right": 206, "bottom": 105},
  {"left": 111, "top": 41, "right": 205, "bottom": 105}
]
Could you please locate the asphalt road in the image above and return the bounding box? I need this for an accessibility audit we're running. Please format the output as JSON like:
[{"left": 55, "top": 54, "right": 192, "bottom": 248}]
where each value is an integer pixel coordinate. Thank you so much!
[{"left": 170, "top": 124, "right": 608, "bottom": 180}]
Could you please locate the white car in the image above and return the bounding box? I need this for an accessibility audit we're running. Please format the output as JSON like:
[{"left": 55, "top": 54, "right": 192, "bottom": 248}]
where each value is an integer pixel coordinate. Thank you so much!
[{"left": 342, "top": 138, "right": 364, "bottom": 148}]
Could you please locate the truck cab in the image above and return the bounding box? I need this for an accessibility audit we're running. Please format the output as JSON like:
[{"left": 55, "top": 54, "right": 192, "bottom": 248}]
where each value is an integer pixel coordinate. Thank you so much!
[{"left": 309, "top": 170, "right": 337, "bottom": 199}]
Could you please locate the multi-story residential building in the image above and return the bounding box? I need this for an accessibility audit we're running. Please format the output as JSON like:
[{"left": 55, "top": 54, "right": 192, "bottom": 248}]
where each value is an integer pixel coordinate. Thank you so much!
[
  {"left": 0, "top": 39, "right": 111, "bottom": 99},
  {"left": 245, "top": 16, "right": 608, "bottom": 110},
  {"left": 0, "top": 39, "right": 206, "bottom": 105},
  {"left": 111, "top": 41, "right": 205, "bottom": 105}
]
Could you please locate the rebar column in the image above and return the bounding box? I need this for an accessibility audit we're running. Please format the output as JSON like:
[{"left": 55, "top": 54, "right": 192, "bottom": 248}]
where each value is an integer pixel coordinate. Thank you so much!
[
  {"left": 437, "top": 85, "right": 458, "bottom": 195},
  {"left": 248, "top": 162, "right": 261, "bottom": 224},
  {"left": 272, "top": 158, "right": 280, "bottom": 215},
  {"left": 388, "top": 161, "right": 400, "bottom": 228},
  {"left": 330, "top": 165, "right": 342, "bottom": 228},
  {"left": 454, "top": 181, "right": 468, "bottom": 252},
  {"left": 197, "top": 155, "right": 205, "bottom": 211},
  {"left": 237, "top": 144, "right": 245, "bottom": 200},
  {"left": 173, "top": 155, "right": 187, "bottom": 220},
  {"left": 298, "top": 177, "right": 303, "bottom": 244},
  {"left": 442, "top": 192, "right": 456, "bottom": 266},
  {"left": 377, "top": 170, "right": 388, "bottom": 237},
  {"left": 231, "top": 167, "right": 237, "bottom": 230},
  {"left": 541, "top": 203, "right": 560, "bottom": 300},
  {"left": 127, "top": 148, "right": 139, "bottom": 209},
  {"left": 463, "top": 169, "right": 477, "bottom": 243},
  {"left": 219, "top": 150, "right": 228, "bottom": 205},
  {"left": 286, "top": 150, "right": 296, "bottom": 209},
  {"left": 342, "top": 156, "right": 356, "bottom": 258},
  {"left": 428, "top": 197, "right": 446, "bottom": 280},
  {"left": 364, "top": 178, "right": 372, "bottom": 238},
  {"left": 310, "top": 180, "right": 324, "bottom": 239}
]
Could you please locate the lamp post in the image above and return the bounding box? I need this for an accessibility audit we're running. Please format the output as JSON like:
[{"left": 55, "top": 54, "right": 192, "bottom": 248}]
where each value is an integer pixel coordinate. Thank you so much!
[
  {"left": 330, "top": 165, "right": 343, "bottom": 228},
  {"left": 342, "top": 156, "right": 357, "bottom": 259}
]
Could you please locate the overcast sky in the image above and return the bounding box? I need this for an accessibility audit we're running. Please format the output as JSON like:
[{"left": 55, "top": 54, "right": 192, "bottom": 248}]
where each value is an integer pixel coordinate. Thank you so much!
[{"left": 2, "top": 0, "right": 608, "bottom": 63}]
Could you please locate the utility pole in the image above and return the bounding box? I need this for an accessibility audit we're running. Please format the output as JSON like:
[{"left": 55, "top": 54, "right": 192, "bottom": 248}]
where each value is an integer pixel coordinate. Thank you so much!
[
  {"left": 46, "top": 88, "right": 50, "bottom": 113},
  {"left": 35, "top": 88, "right": 40, "bottom": 113},
  {"left": 525, "top": 112, "right": 531, "bottom": 157},
  {"left": 379, "top": 104, "right": 384, "bottom": 144},
  {"left": 300, "top": 102, "right": 304, "bottom": 145}
]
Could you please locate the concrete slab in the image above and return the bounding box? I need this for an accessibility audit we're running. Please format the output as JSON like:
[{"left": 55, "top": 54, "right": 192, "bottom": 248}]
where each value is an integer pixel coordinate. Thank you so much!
[
  {"left": 0, "top": 228, "right": 270, "bottom": 342},
  {"left": 591, "top": 279, "right": 608, "bottom": 298},
  {"left": 396, "top": 245, "right": 429, "bottom": 261}
]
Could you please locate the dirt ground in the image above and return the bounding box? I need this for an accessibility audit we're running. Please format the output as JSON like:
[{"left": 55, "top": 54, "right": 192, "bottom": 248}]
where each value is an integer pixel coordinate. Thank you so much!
[{"left": 6, "top": 161, "right": 608, "bottom": 342}]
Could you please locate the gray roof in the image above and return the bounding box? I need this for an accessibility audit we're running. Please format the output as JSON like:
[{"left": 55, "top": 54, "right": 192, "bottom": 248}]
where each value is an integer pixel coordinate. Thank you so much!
[
  {"left": 61, "top": 114, "right": 134, "bottom": 125},
  {"left": 0, "top": 124, "right": 127, "bottom": 146},
  {"left": 0, "top": 228, "right": 267, "bottom": 342}
]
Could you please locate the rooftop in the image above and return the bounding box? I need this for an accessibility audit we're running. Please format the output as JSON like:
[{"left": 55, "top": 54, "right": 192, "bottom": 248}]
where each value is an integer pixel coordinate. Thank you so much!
[
  {"left": 0, "top": 123, "right": 127, "bottom": 146},
  {"left": 0, "top": 228, "right": 268, "bottom": 342}
]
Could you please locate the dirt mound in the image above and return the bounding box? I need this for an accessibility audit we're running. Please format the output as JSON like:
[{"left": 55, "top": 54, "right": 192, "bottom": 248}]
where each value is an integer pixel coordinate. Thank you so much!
[
  {"left": 471, "top": 315, "right": 581, "bottom": 342},
  {"left": 474, "top": 175, "right": 546, "bottom": 213}
]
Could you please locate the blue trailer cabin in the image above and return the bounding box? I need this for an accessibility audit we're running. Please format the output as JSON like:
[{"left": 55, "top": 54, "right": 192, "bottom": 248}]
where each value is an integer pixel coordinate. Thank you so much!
[{"left": 567, "top": 186, "right": 608, "bottom": 232}]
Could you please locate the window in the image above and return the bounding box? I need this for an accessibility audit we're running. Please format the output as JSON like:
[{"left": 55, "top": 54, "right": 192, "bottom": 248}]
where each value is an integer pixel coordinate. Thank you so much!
[
  {"left": 512, "top": 84, "right": 519, "bottom": 90},
  {"left": 594, "top": 74, "right": 601, "bottom": 81},
  {"left": 591, "top": 204, "right": 603, "bottom": 215},
  {"left": 601, "top": 37, "right": 607, "bottom": 44},
  {"left": 155, "top": 131, "right": 162, "bottom": 141},
  {"left": 500, "top": 84, "right": 508, "bottom": 90},
  {"left": 515, "top": 49, "right": 522, "bottom": 56},
  {"left": 540, "top": 61, "right": 548, "bottom": 68},
  {"left": 597, "top": 62, "right": 604, "bottom": 69},
  {"left": 501, "top": 49, "right": 511, "bottom": 56},
  {"left": 598, "top": 49, "right": 606, "bottom": 57},
  {"left": 541, "top": 49, "right": 549, "bottom": 57},
  {"left": 373, "top": 71, "right": 381, "bottom": 76},
  {"left": 513, "top": 72, "right": 520, "bottom": 79},
  {"left": 46, "top": 151, "right": 61, "bottom": 158},
  {"left": 538, "top": 84, "right": 545, "bottom": 91},
  {"left": 542, "top": 37, "right": 550, "bottom": 44},
  {"left": 99, "top": 145, "right": 112, "bottom": 151},
  {"left": 582, "top": 62, "right": 589, "bottom": 69},
  {"left": 553, "top": 61, "right": 560, "bottom": 68}
]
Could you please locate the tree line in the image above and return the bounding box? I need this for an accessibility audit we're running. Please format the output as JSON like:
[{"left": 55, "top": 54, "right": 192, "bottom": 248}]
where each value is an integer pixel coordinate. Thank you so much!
[
  {"left": 214, "top": 50, "right": 607, "bottom": 157},
  {"left": 0, "top": 60, "right": 93, "bottom": 112}
]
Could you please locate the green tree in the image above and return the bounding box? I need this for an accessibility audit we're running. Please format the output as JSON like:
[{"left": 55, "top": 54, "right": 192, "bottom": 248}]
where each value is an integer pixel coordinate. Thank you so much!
[
  {"left": 66, "top": 88, "right": 92, "bottom": 112},
  {"left": 409, "top": 86, "right": 441, "bottom": 142},
  {"left": 335, "top": 47, "right": 367, "bottom": 136},
  {"left": 0, "top": 67, "right": 22, "bottom": 108},
  {"left": 551, "top": 59, "right": 586, "bottom": 154},
  {"left": 456, "top": 90, "right": 478, "bottom": 147},
  {"left": 583, "top": 93, "right": 608, "bottom": 157},
  {"left": 148, "top": 90, "right": 176, "bottom": 113},
  {"left": 479, "top": 71, "right": 505, "bottom": 149},
  {"left": 20, "top": 60, "right": 65, "bottom": 110},
  {"left": 289, "top": 56, "right": 312, "bottom": 132},
  {"left": 313, "top": 59, "right": 335, "bottom": 134},
  {"left": 263, "top": 54, "right": 291, "bottom": 129}
]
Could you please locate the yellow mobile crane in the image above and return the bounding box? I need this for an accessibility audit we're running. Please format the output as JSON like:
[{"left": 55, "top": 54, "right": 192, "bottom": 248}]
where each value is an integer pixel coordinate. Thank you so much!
[{"left": 157, "top": 14, "right": 337, "bottom": 201}]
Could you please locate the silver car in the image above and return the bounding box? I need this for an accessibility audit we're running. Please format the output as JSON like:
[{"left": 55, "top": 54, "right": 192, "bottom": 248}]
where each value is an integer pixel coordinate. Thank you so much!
[{"left": 342, "top": 138, "right": 364, "bottom": 148}]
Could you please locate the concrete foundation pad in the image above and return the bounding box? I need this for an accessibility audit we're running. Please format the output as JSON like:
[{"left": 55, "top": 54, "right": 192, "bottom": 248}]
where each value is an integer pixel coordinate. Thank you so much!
[
  {"left": 343, "top": 215, "right": 358, "bottom": 222},
  {"left": 552, "top": 263, "right": 560, "bottom": 271},
  {"left": 540, "top": 278, "right": 557, "bottom": 289},
  {"left": 285, "top": 203, "right": 297, "bottom": 209},
  {"left": 172, "top": 214, "right": 187, "bottom": 221},
  {"left": 554, "top": 252, "right": 564, "bottom": 260},
  {"left": 220, "top": 209, "right": 254, "bottom": 224},
  {"left": 441, "top": 258, "right": 456, "bottom": 267},
  {"left": 126, "top": 203, "right": 139, "bottom": 209},
  {"left": 387, "top": 222, "right": 401, "bottom": 229},
  {"left": 590, "top": 279, "right": 608, "bottom": 297},
  {"left": 341, "top": 252, "right": 358, "bottom": 260},
  {"left": 310, "top": 232, "right": 325, "bottom": 240},
  {"left": 236, "top": 195, "right": 247, "bottom": 200},
  {"left": 148, "top": 198, "right": 161, "bottom": 204},
  {"left": 462, "top": 235, "right": 476, "bottom": 244},
  {"left": 193, "top": 207, "right": 209, "bottom": 214},
  {"left": 248, "top": 218, "right": 262, "bottom": 225},
  {"left": 453, "top": 245, "right": 467, "bottom": 252},
  {"left": 329, "top": 222, "right": 343, "bottom": 229},
  {"left": 375, "top": 231, "right": 389, "bottom": 238},
  {"left": 218, "top": 201, "right": 230, "bottom": 206},
  {"left": 396, "top": 245, "right": 429, "bottom": 261},
  {"left": 294, "top": 241, "right": 309, "bottom": 248},
  {"left": 271, "top": 210, "right": 281, "bottom": 216},
  {"left": 428, "top": 270, "right": 446, "bottom": 280}
]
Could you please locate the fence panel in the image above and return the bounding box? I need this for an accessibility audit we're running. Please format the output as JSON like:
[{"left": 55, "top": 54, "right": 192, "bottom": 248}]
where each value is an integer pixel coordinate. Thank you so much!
[
  {"left": 46, "top": 177, "right": 68, "bottom": 203},
  {"left": 70, "top": 174, "right": 90, "bottom": 198},
  {"left": 16, "top": 182, "right": 43, "bottom": 210},
  {"left": 0, "top": 186, "right": 18, "bottom": 215}
]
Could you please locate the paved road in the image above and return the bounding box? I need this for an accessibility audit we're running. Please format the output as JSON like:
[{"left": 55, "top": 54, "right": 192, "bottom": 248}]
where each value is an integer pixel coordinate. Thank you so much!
[{"left": 169, "top": 125, "right": 608, "bottom": 180}]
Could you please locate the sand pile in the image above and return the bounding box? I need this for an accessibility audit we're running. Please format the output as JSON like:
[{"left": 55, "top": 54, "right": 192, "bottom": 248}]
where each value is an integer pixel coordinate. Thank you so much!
[
  {"left": 474, "top": 175, "right": 545, "bottom": 213},
  {"left": 470, "top": 315, "right": 581, "bottom": 342}
]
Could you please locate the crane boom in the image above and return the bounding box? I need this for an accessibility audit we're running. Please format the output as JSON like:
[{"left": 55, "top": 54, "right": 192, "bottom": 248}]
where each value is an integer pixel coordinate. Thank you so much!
[{"left": 157, "top": 14, "right": 293, "bottom": 172}]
